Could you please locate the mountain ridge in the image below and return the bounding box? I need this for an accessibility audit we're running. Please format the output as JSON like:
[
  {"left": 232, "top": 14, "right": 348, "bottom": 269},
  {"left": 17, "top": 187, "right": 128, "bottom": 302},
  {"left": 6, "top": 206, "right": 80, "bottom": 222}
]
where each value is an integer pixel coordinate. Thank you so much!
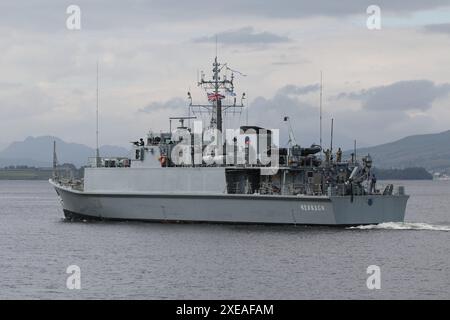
[
  {"left": 0, "top": 136, "right": 130, "bottom": 168},
  {"left": 345, "top": 130, "right": 450, "bottom": 172},
  {"left": 1, "top": 130, "right": 450, "bottom": 172}
]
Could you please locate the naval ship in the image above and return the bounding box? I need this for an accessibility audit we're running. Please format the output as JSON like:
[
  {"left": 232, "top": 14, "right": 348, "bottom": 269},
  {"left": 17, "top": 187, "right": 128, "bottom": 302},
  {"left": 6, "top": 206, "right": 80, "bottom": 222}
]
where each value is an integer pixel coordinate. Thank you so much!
[{"left": 50, "top": 56, "right": 409, "bottom": 226}]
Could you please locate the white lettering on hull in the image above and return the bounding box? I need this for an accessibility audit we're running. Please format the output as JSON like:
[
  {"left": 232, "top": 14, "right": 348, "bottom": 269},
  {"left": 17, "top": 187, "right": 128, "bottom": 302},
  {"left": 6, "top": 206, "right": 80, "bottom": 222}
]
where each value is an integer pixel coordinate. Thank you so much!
[{"left": 300, "top": 204, "right": 326, "bottom": 212}]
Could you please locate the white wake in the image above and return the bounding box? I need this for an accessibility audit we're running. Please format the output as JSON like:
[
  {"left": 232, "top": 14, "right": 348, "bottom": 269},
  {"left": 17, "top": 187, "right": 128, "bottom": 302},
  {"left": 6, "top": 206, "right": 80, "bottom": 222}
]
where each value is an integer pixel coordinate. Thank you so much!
[{"left": 348, "top": 222, "right": 450, "bottom": 231}]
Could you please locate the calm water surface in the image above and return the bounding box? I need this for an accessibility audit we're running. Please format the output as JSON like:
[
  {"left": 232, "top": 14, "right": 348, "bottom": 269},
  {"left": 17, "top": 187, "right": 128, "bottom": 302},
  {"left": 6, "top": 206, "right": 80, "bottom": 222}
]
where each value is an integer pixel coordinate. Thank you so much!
[{"left": 0, "top": 180, "right": 449, "bottom": 299}]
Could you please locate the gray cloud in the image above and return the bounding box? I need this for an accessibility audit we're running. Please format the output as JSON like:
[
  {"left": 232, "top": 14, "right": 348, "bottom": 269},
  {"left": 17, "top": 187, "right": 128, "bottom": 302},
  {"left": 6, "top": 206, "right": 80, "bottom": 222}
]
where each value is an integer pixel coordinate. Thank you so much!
[
  {"left": 246, "top": 92, "right": 323, "bottom": 146},
  {"left": 423, "top": 23, "right": 450, "bottom": 34},
  {"left": 272, "top": 60, "right": 309, "bottom": 66},
  {"left": 277, "top": 84, "right": 320, "bottom": 96},
  {"left": 138, "top": 97, "right": 187, "bottom": 114},
  {"left": 2, "top": 1, "right": 450, "bottom": 31},
  {"left": 338, "top": 80, "right": 450, "bottom": 111},
  {"left": 193, "top": 27, "right": 290, "bottom": 45},
  {"left": 1, "top": 1, "right": 450, "bottom": 151},
  {"left": 0, "top": 84, "right": 57, "bottom": 119},
  {"left": 248, "top": 83, "right": 441, "bottom": 149},
  {"left": 0, "top": 81, "right": 22, "bottom": 90}
]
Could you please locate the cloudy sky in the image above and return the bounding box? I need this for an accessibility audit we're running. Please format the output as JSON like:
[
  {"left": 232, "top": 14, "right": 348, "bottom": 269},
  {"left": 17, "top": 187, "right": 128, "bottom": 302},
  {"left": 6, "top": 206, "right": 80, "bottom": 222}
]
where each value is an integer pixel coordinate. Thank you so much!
[{"left": 1, "top": 0, "right": 450, "bottom": 150}]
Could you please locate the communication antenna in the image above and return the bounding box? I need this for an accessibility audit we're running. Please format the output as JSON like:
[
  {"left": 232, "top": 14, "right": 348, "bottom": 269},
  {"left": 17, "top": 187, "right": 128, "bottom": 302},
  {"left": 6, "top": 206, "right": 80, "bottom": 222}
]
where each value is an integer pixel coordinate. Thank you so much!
[
  {"left": 52, "top": 140, "right": 58, "bottom": 179},
  {"left": 319, "top": 71, "right": 323, "bottom": 158},
  {"left": 246, "top": 93, "right": 249, "bottom": 125},
  {"left": 330, "top": 118, "right": 334, "bottom": 161},
  {"left": 96, "top": 61, "right": 100, "bottom": 167}
]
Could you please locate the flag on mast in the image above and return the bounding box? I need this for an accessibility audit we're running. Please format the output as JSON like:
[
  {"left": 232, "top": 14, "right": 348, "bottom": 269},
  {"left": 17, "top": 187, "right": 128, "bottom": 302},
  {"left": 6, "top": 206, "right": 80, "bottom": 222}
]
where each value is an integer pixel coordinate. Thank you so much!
[{"left": 207, "top": 92, "right": 225, "bottom": 101}]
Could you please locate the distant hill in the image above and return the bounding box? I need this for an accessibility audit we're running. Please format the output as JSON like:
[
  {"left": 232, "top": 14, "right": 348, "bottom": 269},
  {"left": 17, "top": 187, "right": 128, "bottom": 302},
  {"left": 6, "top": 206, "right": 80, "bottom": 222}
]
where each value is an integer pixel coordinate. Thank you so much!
[
  {"left": 2, "top": 130, "right": 450, "bottom": 172},
  {"left": 373, "top": 167, "right": 433, "bottom": 180},
  {"left": 0, "top": 136, "right": 130, "bottom": 168},
  {"left": 346, "top": 130, "right": 450, "bottom": 172}
]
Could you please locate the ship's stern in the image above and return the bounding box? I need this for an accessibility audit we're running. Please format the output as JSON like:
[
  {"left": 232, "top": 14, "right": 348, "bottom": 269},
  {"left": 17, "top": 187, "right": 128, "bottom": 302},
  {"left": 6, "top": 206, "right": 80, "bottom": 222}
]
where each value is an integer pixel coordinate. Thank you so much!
[{"left": 331, "top": 194, "right": 409, "bottom": 225}]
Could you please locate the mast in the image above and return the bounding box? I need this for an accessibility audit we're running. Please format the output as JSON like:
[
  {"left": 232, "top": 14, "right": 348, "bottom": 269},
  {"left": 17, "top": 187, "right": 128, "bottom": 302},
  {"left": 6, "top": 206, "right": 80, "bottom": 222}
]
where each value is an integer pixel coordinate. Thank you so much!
[
  {"left": 52, "top": 140, "right": 58, "bottom": 179},
  {"left": 213, "top": 56, "right": 222, "bottom": 132},
  {"left": 191, "top": 55, "right": 244, "bottom": 133},
  {"left": 96, "top": 61, "right": 100, "bottom": 167},
  {"left": 330, "top": 118, "right": 334, "bottom": 161},
  {"left": 319, "top": 71, "right": 323, "bottom": 156}
]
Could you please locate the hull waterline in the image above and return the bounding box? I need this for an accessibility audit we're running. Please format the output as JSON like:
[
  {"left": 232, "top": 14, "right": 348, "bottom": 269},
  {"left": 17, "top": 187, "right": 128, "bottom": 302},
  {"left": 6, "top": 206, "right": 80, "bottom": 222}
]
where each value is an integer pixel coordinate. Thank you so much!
[{"left": 51, "top": 180, "right": 408, "bottom": 226}]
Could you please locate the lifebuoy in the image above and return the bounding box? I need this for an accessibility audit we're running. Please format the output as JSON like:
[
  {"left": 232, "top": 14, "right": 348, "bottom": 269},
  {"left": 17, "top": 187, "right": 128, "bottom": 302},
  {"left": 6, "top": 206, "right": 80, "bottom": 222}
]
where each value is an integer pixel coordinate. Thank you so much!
[{"left": 159, "top": 156, "right": 167, "bottom": 166}]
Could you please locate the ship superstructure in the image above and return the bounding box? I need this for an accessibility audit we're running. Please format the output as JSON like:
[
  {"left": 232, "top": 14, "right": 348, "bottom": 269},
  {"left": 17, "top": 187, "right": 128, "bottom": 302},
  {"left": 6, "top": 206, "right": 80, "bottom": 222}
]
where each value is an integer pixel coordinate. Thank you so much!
[{"left": 50, "top": 56, "right": 409, "bottom": 225}]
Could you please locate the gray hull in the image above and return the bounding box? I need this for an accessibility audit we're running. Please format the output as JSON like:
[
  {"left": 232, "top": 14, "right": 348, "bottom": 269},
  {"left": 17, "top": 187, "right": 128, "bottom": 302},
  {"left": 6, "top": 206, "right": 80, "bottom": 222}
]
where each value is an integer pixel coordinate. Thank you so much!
[{"left": 51, "top": 181, "right": 408, "bottom": 226}]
